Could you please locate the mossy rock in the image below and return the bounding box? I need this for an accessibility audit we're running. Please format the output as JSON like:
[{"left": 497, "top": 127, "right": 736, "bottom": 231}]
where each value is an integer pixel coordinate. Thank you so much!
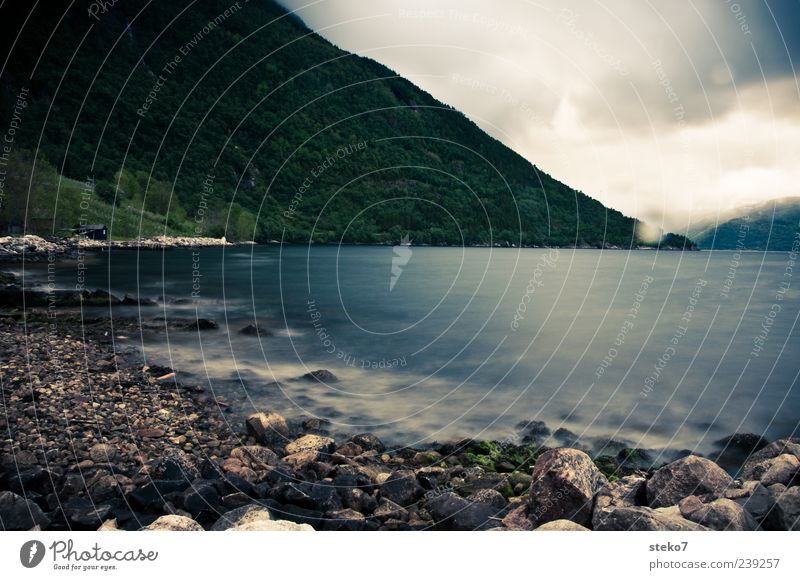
[{"left": 594, "top": 455, "right": 619, "bottom": 479}]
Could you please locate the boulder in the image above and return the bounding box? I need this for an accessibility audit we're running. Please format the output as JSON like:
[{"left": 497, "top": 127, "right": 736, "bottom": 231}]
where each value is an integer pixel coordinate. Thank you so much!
[
  {"left": 724, "top": 481, "right": 772, "bottom": 521},
  {"left": 341, "top": 488, "right": 377, "bottom": 514},
  {"left": 528, "top": 448, "right": 608, "bottom": 527},
  {"left": 322, "top": 508, "right": 368, "bottom": 531},
  {"left": 592, "top": 475, "right": 646, "bottom": 529},
  {"left": 63, "top": 497, "right": 113, "bottom": 528},
  {"left": 456, "top": 469, "right": 512, "bottom": 497},
  {"left": 245, "top": 412, "right": 289, "bottom": 447},
  {"left": 501, "top": 504, "right": 534, "bottom": 531},
  {"left": 128, "top": 479, "right": 190, "bottom": 511},
  {"left": 285, "top": 434, "right": 335, "bottom": 456},
  {"left": 350, "top": 433, "right": 385, "bottom": 452},
  {"left": 741, "top": 438, "right": 800, "bottom": 479},
  {"left": 228, "top": 518, "right": 314, "bottom": 531},
  {"left": 594, "top": 506, "right": 709, "bottom": 531},
  {"left": 182, "top": 482, "right": 220, "bottom": 514},
  {"left": 0, "top": 491, "right": 51, "bottom": 530},
  {"left": 759, "top": 454, "right": 800, "bottom": 487},
  {"left": 381, "top": 471, "right": 423, "bottom": 507},
  {"left": 768, "top": 486, "right": 800, "bottom": 531},
  {"left": 678, "top": 496, "right": 760, "bottom": 531},
  {"left": 373, "top": 498, "right": 408, "bottom": 522},
  {"left": 148, "top": 450, "right": 202, "bottom": 481},
  {"left": 534, "top": 519, "right": 590, "bottom": 531},
  {"left": 141, "top": 515, "right": 203, "bottom": 531},
  {"left": 468, "top": 488, "right": 507, "bottom": 509},
  {"left": 281, "top": 450, "right": 320, "bottom": 469},
  {"left": 230, "top": 446, "right": 280, "bottom": 470},
  {"left": 426, "top": 492, "right": 502, "bottom": 531},
  {"left": 646, "top": 456, "right": 732, "bottom": 508},
  {"left": 211, "top": 504, "right": 273, "bottom": 531}
]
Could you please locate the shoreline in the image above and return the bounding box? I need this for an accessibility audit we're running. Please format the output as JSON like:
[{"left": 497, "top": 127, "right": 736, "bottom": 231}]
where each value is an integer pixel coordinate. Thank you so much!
[
  {"left": 0, "top": 234, "right": 698, "bottom": 263},
  {"left": 0, "top": 291, "right": 797, "bottom": 531}
]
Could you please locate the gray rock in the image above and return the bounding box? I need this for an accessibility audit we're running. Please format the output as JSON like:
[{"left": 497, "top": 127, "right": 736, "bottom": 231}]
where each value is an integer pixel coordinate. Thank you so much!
[
  {"left": 245, "top": 411, "right": 289, "bottom": 447},
  {"left": 285, "top": 434, "right": 335, "bottom": 456},
  {"left": 373, "top": 498, "right": 409, "bottom": 522},
  {"left": 592, "top": 475, "right": 646, "bottom": 529},
  {"left": 228, "top": 519, "right": 314, "bottom": 531},
  {"left": 741, "top": 438, "right": 800, "bottom": 479},
  {"left": 211, "top": 504, "right": 273, "bottom": 531},
  {"left": 427, "top": 491, "right": 502, "bottom": 530},
  {"left": 646, "top": 455, "right": 732, "bottom": 508},
  {"left": 230, "top": 446, "right": 280, "bottom": 470},
  {"left": 350, "top": 433, "right": 386, "bottom": 452},
  {"left": 141, "top": 515, "right": 203, "bottom": 531},
  {"left": 468, "top": 488, "right": 507, "bottom": 509},
  {"left": 534, "top": 519, "right": 590, "bottom": 531},
  {"left": 724, "top": 481, "right": 772, "bottom": 521},
  {"left": 341, "top": 487, "right": 377, "bottom": 514},
  {"left": 321, "top": 508, "right": 368, "bottom": 531},
  {"left": 528, "top": 448, "right": 608, "bottom": 528},
  {"left": 594, "top": 506, "right": 709, "bottom": 531},
  {"left": 381, "top": 471, "right": 423, "bottom": 507},
  {"left": 769, "top": 486, "right": 800, "bottom": 531},
  {"left": 678, "top": 496, "right": 760, "bottom": 530},
  {"left": 501, "top": 504, "right": 534, "bottom": 530},
  {"left": 152, "top": 450, "right": 200, "bottom": 481},
  {"left": 89, "top": 443, "right": 117, "bottom": 463},
  {"left": 759, "top": 454, "right": 800, "bottom": 486},
  {"left": 456, "top": 469, "right": 511, "bottom": 497},
  {"left": 182, "top": 482, "right": 220, "bottom": 514},
  {"left": 0, "top": 491, "right": 50, "bottom": 530}
]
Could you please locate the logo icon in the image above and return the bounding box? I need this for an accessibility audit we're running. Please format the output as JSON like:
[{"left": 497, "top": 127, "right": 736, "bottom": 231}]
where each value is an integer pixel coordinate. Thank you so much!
[
  {"left": 390, "top": 234, "right": 413, "bottom": 291},
  {"left": 20, "top": 540, "right": 46, "bottom": 568}
]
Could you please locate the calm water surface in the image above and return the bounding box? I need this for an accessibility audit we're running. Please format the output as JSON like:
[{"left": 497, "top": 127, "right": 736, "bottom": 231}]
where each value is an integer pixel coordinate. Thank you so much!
[{"left": 28, "top": 246, "right": 800, "bottom": 454}]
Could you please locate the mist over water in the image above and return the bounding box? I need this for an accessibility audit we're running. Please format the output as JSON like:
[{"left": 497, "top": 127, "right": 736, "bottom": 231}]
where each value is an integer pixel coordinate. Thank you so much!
[{"left": 32, "top": 245, "right": 800, "bottom": 453}]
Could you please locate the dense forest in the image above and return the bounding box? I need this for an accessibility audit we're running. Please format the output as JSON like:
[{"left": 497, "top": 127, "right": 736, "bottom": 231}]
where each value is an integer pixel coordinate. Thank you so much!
[{"left": 0, "top": 0, "right": 679, "bottom": 247}]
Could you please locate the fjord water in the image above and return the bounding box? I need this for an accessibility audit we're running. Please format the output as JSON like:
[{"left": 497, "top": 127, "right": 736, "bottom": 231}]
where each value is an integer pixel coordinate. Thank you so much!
[{"left": 36, "top": 246, "right": 800, "bottom": 454}]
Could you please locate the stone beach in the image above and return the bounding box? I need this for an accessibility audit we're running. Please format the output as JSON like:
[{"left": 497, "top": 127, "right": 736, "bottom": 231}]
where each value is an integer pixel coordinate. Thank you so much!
[{"left": 1, "top": 268, "right": 799, "bottom": 532}]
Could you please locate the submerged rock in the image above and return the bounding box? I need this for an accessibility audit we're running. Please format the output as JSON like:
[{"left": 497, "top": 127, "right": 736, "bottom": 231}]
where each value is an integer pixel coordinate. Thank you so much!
[
  {"left": 239, "top": 324, "right": 273, "bottom": 337},
  {"left": 300, "top": 369, "right": 338, "bottom": 383}
]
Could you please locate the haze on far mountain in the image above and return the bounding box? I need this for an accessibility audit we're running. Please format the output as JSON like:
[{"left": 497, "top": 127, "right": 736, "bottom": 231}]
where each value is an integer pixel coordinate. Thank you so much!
[{"left": 689, "top": 197, "right": 800, "bottom": 251}]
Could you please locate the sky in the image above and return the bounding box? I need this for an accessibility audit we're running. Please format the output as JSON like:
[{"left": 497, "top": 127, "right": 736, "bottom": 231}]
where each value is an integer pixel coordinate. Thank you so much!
[{"left": 276, "top": 0, "right": 800, "bottom": 232}]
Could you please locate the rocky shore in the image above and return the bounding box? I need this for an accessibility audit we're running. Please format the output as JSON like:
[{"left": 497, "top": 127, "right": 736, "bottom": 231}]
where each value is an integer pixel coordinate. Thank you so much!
[
  {"left": 0, "top": 234, "right": 239, "bottom": 263},
  {"left": 0, "top": 276, "right": 797, "bottom": 531}
]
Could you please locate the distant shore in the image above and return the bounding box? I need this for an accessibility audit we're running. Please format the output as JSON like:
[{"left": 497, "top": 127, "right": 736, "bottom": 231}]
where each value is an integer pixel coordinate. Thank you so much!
[
  {"left": 0, "top": 234, "right": 245, "bottom": 263},
  {"left": 0, "top": 234, "right": 698, "bottom": 264}
]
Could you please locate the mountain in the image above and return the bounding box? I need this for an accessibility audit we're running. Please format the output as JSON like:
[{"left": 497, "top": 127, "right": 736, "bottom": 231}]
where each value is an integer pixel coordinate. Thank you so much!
[
  {"left": 1, "top": 0, "right": 658, "bottom": 246},
  {"left": 689, "top": 197, "right": 800, "bottom": 251}
]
